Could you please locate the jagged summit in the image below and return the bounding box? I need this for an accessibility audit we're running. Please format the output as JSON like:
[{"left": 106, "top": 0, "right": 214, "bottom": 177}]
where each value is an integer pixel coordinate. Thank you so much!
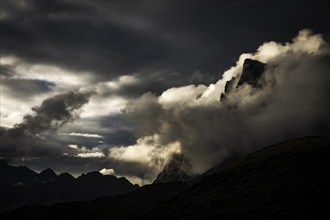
[
  {"left": 237, "top": 58, "right": 266, "bottom": 87},
  {"left": 221, "top": 58, "right": 266, "bottom": 101},
  {"left": 36, "top": 168, "right": 57, "bottom": 182},
  {"left": 0, "top": 164, "right": 138, "bottom": 213},
  {"left": 56, "top": 172, "right": 75, "bottom": 182}
]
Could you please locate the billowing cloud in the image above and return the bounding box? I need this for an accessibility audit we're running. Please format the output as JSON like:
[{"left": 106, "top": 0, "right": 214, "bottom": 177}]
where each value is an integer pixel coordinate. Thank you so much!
[
  {"left": 1, "top": 90, "right": 95, "bottom": 159},
  {"left": 1, "top": 0, "right": 329, "bottom": 185},
  {"left": 124, "top": 30, "right": 330, "bottom": 174},
  {"left": 11, "top": 90, "right": 95, "bottom": 135},
  {"left": 108, "top": 134, "right": 181, "bottom": 183}
]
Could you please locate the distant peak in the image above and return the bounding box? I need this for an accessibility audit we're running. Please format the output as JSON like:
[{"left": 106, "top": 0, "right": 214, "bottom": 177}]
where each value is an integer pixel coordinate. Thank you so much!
[
  {"left": 88, "top": 171, "right": 103, "bottom": 175},
  {"left": 237, "top": 59, "right": 266, "bottom": 87},
  {"left": 58, "top": 172, "right": 74, "bottom": 179},
  {"left": 37, "top": 168, "right": 57, "bottom": 181},
  {"left": 83, "top": 171, "right": 103, "bottom": 178},
  {"left": 40, "top": 168, "right": 56, "bottom": 175}
]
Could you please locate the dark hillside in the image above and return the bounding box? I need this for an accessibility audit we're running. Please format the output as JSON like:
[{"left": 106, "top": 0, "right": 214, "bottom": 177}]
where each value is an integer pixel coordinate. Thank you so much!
[{"left": 145, "top": 136, "right": 330, "bottom": 219}]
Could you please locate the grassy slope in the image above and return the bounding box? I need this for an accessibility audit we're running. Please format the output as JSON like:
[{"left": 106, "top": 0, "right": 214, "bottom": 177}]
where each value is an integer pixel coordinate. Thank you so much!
[{"left": 145, "top": 136, "right": 330, "bottom": 219}]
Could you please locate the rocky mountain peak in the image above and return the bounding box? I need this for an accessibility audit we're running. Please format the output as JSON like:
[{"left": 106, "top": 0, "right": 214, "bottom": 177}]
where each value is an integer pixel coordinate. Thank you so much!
[
  {"left": 237, "top": 58, "right": 266, "bottom": 87},
  {"left": 35, "top": 168, "right": 57, "bottom": 182}
]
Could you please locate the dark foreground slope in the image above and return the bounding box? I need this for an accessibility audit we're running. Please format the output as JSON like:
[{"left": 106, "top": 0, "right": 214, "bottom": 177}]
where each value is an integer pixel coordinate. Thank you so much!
[
  {"left": 0, "top": 162, "right": 138, "bottom": 213},
  {"left": 2, "top": 136, "right": 329, "bottom": 219},
  {"left": 145, "top": 136, "right": 330, "bottom": 219},
  {"left": 1, "top": 181, "right": 187, "bottom": 220}
]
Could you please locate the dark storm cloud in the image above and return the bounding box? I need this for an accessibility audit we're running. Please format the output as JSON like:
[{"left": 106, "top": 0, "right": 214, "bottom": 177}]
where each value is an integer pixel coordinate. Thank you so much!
[
  {"left": 1, "top": 0, "right": 173, "bottom": 81},
  {"left": 0, "top": 64, "right": 14, "bottom": 77},
  {"left": 1, "top": 90, "right": 95, "bottom": 159},
  {"left": 1, "top": 1, "right": 329, "bottom": 184},
  {"left": 2, "top": 78, "right": 55, "bottom": 99},
  {"left": 56, "top": 114, "right": 135, "bottom": 147},
  {"left": 11, "top": 90, "right": 95, "bottom": 135},
  {"left": 1, "top": 0, "right": 328, "bottom": 84}
]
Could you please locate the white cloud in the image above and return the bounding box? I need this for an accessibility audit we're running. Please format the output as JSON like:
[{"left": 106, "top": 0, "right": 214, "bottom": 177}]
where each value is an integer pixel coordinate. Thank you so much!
[
  {"left": 99, "top": 168, "right": 115, "bottom": 175},
  {"left": 0, "top": 91, "right": 50, "bottom": 127},
  {"left": 159, "top": 84, "right": 207, "bottom": 107},
  {"left": 66, "top": 144, "right": 106, "bottom": 158},
  {"left": 124, "top": 29, "right": 330, "bottom": 175},
  {"left": 108, "top": 134, "right": 181, "bottom": 177},
  {"left": 68, "top": 144, "right": 79, "bottom": 149},
  {"left": 62, "top": 133, "right": 103, "bottom": 138},
  {"left": 2, "top": 56, "right": 93, "bottom": 88},
  {"left": 0, "top": 55, "right": 19, "bottom": 65},
  {"left": 80, "top": 95, "right": 129, "bottom": 117},
  {"left": 0, "top": 55, "right": 96, "bottom": 128},
  {"left": 77, "top": 152, "right": 105, "bottom": 158}
]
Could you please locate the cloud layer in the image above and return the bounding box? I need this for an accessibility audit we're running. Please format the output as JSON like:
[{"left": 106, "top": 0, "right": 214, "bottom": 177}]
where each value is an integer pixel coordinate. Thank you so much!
[
  {"left": 1, "top": 90, "right": 95, "bottom": 159},
  {"left": 123, "top": 30, "right": 330, "bottom": 174},
  {"left": 1, "top": 0, "right": 329, "bottom": 185}
]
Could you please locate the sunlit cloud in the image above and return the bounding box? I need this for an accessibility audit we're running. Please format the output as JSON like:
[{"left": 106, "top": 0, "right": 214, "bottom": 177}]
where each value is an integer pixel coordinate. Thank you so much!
[
  {"left": 109, "top": 134, "right": 181, "bottom": 173},
  {"left": 77, "top": 152, "right": 105, "bottom": 158},
  {"left": 99, "top": 168, "right": 115, "bottom": 175},
  {"left": 68, "top": 144, "right": 79, "bottom": 149},
  {"left": 124, "top": 29, "right": 330, "bottom": 174},
  {"left": 62, "top": 133, "right": 103, "bottom": 138}
]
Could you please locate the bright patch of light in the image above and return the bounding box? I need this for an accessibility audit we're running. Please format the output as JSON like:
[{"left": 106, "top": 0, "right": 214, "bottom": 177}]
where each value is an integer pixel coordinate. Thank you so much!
[
  {"left": 68, "top": 144, "right": 79, "bottom": 149},
  {"left": 99, "top": 168, "right": 115, "bottom": 175},
  {"left": 77, "top": 152, "right": 105, "bottom": 158},
  {"left": 108, "top": 135, "right": 181, "bottom": 168},
  {"left": 0, "top": 56, "right": 18, "bottom": 65},
  {"left": 80, "top": 96, "right": 129, "bottom": 117},
  {"left": 159, "top": 84, "right": 207, "bottom": 106},
  {"left": 62, "top": 133, "right": 103, "bottom": 138}
]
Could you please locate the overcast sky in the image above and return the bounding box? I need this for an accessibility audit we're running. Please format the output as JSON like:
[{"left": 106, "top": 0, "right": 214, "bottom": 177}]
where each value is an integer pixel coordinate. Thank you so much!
[{"left": 1, "top": 0, "right": 329, "bottom": 185}]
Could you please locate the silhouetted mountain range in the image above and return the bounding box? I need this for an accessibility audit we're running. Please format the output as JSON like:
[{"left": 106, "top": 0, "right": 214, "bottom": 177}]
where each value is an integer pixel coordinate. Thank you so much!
[
  {"left": 1, "top": 136, "right": 329, "bottom": 219},
  {"left": 0, "top": 161, "right": 138, "bottom": 213}
]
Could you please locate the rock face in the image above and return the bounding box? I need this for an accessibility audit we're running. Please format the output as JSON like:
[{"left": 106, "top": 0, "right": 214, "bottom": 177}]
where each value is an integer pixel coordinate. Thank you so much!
[
  {"left": 153, "top": 153, "right": 194, "bottom": 183},
  {"left": 221, "top": 58, "right": 266, "bottom": 101},
  {"left": 237, "top": 58, "right": 266, "bottom": 87},
  {"left": 0, "top": 160, "right": 139, "bottom": 213}
]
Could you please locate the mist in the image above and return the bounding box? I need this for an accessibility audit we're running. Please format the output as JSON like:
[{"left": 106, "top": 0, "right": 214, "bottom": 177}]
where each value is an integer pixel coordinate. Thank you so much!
[{"left": 123, "top": 30, "right": 330, "bottom": 174}]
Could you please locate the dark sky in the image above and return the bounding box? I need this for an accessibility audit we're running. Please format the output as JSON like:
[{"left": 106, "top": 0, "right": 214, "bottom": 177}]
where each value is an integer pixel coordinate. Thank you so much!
[{"left": 1, "top": 0, "right": 329, "bottom": 185}]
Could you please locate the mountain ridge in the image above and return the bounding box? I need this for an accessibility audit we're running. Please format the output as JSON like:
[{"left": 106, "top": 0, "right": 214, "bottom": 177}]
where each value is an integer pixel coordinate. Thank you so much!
[
  {"left": 2, "top": 136, "right": 329, "bottom": 219},
  {"left": 144, "top": 136, "right": 330, "bottom": 219},
  {"left": 0, "top": 160, "right": 139, "bottom": 213}
]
